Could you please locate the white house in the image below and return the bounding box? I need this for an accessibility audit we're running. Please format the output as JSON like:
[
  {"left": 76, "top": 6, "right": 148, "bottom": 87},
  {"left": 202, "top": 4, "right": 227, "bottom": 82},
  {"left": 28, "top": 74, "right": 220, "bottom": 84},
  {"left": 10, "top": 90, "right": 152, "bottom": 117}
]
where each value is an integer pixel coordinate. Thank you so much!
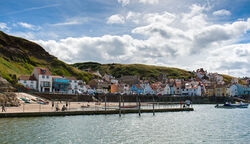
[
  {"left": 181, "top": 86, "right": 202, "bottom": 96},
  {"left": 65, "top": 77, "right": 82, "bottom": 94},
  {"left": 18, "top": 75, "right": 37, "bottom": 90},
  {"left": 230, "top": 84, "right": 238, "bottom": 96},
  {"left": 162, "top": 84, "right": 171, "bottom": 95},
  {"left": 31, "top": 67, "right": 52, "bottom": 92},
  {"left": 142, "top": 83, "right": 154, "bottom": 95}
]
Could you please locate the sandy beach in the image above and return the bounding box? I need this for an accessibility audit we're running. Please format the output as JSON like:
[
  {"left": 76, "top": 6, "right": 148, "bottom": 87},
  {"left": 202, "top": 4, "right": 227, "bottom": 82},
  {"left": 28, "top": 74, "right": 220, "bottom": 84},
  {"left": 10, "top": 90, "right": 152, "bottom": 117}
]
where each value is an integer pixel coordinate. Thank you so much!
[{"left": 0, "top": 93, "right": 150, "bottom": 113}]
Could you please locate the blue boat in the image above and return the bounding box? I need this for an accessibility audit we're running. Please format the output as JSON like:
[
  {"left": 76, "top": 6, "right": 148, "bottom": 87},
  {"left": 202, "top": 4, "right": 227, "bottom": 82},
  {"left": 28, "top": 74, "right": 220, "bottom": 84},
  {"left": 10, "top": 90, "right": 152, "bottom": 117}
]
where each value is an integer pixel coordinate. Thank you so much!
[{"left": 215, "top": 102, "right": 249, "bottom": 108}]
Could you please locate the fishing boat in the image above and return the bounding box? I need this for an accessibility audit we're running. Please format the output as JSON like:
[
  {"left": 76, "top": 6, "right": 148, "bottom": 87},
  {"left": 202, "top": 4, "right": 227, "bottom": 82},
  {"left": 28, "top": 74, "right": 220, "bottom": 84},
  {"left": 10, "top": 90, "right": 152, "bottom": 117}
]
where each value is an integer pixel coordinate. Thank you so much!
[{"left": 215, "top": 102, "right": 249, "bottom": 108}]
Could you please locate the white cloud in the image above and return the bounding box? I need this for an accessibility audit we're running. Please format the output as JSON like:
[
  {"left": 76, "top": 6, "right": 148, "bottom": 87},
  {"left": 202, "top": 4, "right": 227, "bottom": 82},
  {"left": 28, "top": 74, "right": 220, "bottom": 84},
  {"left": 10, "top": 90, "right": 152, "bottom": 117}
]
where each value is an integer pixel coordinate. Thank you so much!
[
  {"left": 18, "top": 22, "right": 41, "bottom": 30},
  {"left": 0, "top": 22, "right": 10, "bottom": 30},
  {"left": 204, "top": 44, "right": 250, "bottom": 77},
  {"left": 107, "top": 14, "right": 125, "bottom": 24},
  {"left": 52, "top": 17, "right": 88, "bottom": 26},
  {"left": 117, "top": 0, "right": 159, "bottom": 6},
  {"left": 36, "top": 35, "right": 138, "bottom": 63},
  {"left": 213, "top": 9, "right": 231, "bottom": 16},
  {"left": 138, "top": 0, "right": 159, "bottom": 5},
  {"left": 35, "top": 4, "right": 250, "bottom": 77}
]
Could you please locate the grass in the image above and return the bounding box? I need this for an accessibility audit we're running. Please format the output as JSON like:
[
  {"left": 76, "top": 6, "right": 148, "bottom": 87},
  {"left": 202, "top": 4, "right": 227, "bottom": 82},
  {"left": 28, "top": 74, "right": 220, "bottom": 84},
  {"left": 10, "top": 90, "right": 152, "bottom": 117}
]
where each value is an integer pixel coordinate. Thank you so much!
[
  {"left": 0, "top": 31, "right": 94, "bottom": 84},
  {"left": 72, "top": 62, "right": 195, "bottom": 80}
]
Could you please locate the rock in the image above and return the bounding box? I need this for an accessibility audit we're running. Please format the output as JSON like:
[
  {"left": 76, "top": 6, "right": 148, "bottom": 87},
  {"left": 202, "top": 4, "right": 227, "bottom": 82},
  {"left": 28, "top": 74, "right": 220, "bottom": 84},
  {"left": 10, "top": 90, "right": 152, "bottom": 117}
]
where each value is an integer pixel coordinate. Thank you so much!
[
  {"left": 0, "top": 92, "right": 20, "bottom": 106},
  {"left": 0, "top": 76, "right": 15, "bottom": 92}
]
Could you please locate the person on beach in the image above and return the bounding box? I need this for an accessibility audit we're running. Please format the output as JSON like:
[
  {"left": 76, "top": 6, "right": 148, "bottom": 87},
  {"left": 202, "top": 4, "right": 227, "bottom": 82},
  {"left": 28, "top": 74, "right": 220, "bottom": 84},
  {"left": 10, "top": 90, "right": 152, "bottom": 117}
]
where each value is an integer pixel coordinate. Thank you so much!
[
  {"left": 180, "top": 101, "right": 183, "bottom": 108},
  {"left": 2, "top": 105, "right": 6, "bottom": 112},
  {"left": 52, "top": 101, "right": 54, "bottom": 107},
  {"left": 61, "top": 105, "right": 67, "bottom": 111},
  {"left": 186, "top": 100, "right": 191, "bottom": 107},
  {"left": 66, "top": 101, "right": 68, "bottom": 107},
  {"left": 56, "top": 103, "right": 59, "bottom": 111}
]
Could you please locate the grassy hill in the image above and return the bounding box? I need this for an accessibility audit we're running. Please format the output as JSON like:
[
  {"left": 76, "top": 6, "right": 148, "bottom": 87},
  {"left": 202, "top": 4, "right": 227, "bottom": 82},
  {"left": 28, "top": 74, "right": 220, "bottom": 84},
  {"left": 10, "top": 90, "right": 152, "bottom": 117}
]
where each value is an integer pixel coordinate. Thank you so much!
[
  {"left": 0, "top": 31, "right": 93, "bottom": 84},
  {"left": 221, "top": 74, "right": 245, "bottom": 85},
  {"left": 72, "top": 62, "right": 195, "bottom": 80}
]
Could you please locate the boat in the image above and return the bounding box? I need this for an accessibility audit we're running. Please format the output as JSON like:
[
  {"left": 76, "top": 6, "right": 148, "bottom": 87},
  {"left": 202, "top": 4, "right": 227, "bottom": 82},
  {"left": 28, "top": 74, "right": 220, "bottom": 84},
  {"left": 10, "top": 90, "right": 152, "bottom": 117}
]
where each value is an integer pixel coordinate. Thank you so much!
[
  {"left": 215, "top": 103, "right": 249, "bottom": 108},
  {"left": 120, "top": 105, "right": 138, "bottom": 109}
]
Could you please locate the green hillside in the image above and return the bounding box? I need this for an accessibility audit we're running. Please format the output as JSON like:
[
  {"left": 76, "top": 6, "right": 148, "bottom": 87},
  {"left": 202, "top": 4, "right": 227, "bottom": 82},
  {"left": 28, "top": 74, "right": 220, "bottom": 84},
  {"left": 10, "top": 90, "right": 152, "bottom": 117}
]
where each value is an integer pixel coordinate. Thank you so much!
[
  {"left": 0, "top": 31, "right": 93, "bottom": 84},
  {"left": 221, "top": 74, "right": 244, "bottom": 85},
  {"left": 72, "top": 62, "right": 195, "bottom": 80}
]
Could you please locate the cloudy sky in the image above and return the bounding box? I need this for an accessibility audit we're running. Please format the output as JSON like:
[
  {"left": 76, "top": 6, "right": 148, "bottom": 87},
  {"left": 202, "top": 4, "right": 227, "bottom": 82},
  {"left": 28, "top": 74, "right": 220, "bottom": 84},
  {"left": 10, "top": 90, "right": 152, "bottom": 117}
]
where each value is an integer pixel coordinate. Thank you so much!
[{"left": 0, "top": 0, "right": 250, "bottom": 77}]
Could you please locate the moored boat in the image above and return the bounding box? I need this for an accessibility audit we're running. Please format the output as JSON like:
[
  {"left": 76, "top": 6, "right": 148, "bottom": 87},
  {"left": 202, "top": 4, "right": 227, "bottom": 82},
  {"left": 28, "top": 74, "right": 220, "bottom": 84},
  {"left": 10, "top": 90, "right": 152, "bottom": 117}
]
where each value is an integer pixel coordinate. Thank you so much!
[{"left": 215, "top": 102, "right": 249, "bottom": 108}]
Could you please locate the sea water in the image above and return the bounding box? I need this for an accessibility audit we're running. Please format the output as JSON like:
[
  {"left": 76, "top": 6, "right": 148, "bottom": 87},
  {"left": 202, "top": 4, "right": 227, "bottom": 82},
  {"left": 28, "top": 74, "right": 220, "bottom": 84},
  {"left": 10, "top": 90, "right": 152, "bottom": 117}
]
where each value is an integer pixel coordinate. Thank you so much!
[{"left": 0, "top": 105, "right": 249, "bottom": 144}]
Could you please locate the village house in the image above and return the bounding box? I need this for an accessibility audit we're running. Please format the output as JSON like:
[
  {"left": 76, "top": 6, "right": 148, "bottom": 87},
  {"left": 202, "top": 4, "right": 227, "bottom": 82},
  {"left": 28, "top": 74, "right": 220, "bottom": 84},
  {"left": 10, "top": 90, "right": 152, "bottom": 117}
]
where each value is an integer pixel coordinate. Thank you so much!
[
  {"left": 111, "top": 83, "right": 118, "bottom": 93},
  {"left": 18, "top": 75, "right": 37, "bottom": 90},
  {"left": 206, "top": 86, "right": 215, "bottom": 96},
  {"left": 122, "top": 84, "right": 130, "bottom": 94},
  {"left": 214, "top": 85, "right": 227, "bottom": 97},
  {"left": 65, "top": 77, "right": 82, "bottom": 94},
  {"left": 52, "top": 76, "right": 70, "bottom": 93},
  {"left": 88, "top": 79, "right": 109, "bottom": 94},
  {"left": 208, "top": 73, "right": 224, "bottom": 83},
  {"left": 181, "top": 83, "right": 202, "bottom": 96},
  {"left": 31, "top": 67, "right": 52, "bottom": 92},
  {"left": 158, "top": 73, "right": 167, "bottom": 83},
  {"left": 161, "top": 84, "right": 171, "bottom": 95},
  {"left": 173, "top": 80, "right": 182, "bottom": 95},
  {"left": 17, "top": 67, "right": 86, "bottom": 94},
  {"left": 77, "top": 82, "right": 88, "bottom": 94},
  {"left": 130, "top": 84, "right": 143, "bottom": 95},
  {"left": 119, "top": 75, "right": 139, "bottom": 86},
  {"left": 103, "top": 74, "right": 113, "bottom": 82},
  {"left": 150, "top": 82, "right": 163, "bottom": 95},
  {"left": 231, "top": 78, "right": 239, "bottom": 84},
  {"left": 140, "top": 83, "right": 154, "bottom": 95},
  {"left": 230, "top": 84, "right": 250, "bottom": 97},
  {"left": 195, "top": 68, "right": 208, "bottom": 79}
]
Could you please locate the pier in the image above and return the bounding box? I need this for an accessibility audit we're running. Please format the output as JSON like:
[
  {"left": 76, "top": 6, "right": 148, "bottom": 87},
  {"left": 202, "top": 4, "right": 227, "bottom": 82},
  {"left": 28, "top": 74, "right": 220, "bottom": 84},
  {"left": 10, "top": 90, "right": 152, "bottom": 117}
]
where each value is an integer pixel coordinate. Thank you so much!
[{"left": 0, "top": 107, "right": 193, "bottom": 118}]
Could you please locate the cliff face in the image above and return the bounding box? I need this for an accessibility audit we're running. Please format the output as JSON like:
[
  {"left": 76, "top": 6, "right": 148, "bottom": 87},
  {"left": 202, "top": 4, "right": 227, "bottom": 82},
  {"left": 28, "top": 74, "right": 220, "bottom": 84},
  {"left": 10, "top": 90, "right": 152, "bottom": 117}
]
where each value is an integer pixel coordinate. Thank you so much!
[
  {"left": 0, "top": 31, "right": 93, "bottom": 83},
  {"left": 0, "top": 76, "right": 14, "bottom": 92}
]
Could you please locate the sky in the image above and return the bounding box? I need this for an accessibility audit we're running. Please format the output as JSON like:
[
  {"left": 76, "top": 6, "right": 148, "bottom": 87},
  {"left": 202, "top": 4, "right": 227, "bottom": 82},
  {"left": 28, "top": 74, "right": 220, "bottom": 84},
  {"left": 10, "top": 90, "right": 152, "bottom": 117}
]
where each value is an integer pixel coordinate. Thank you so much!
[{"left": 0, "top": 0, "right": 250, "bottom": 77}]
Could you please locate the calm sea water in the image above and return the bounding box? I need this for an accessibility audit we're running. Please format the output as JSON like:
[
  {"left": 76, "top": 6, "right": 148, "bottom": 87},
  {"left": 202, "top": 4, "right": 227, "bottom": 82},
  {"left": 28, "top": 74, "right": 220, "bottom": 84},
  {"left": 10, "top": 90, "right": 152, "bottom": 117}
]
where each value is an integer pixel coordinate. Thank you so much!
[{"left": 0, "top": 105, "right": 249, "bottom": 144}]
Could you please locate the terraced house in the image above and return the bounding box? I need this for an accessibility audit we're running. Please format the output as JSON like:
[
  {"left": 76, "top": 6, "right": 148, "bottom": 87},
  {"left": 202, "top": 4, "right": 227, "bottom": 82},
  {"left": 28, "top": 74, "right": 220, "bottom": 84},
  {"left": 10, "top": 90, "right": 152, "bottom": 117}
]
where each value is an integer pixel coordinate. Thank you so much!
[
  {"left": 31, "top": 67, "right": 52, "bottom": 92},
  {"left": 230, "top": 84, "right": 250, "bottom": 97},
  {"left": 18, "top": 75, "right": 37, "bottom": 90},
  {"left": 18, "top": 67, "right": 83, "bottom": 94}
]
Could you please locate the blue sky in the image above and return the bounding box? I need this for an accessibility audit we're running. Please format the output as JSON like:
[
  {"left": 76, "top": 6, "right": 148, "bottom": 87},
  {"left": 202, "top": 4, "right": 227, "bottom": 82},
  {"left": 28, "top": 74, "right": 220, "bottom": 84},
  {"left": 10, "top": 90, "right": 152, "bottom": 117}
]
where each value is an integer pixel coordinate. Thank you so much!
[{"left": 0, "top": 0, "right": 250, "bottom": 77}]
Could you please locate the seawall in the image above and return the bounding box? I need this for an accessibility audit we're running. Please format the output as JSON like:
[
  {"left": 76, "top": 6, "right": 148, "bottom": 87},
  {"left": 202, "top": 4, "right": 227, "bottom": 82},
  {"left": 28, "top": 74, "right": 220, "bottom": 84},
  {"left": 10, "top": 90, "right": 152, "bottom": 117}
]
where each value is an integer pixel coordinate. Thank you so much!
[{"left": 32, "top": 93, "right": 239, "bottom": 104}]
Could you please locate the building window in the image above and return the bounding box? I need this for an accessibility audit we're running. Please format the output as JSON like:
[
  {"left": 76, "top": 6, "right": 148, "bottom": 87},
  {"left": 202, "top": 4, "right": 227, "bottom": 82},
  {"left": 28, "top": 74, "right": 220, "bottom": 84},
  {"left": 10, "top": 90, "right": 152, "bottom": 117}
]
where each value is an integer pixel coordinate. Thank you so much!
[
  {"left": 31, "top": 81, "right": 33, "bottom": 84},
  {"left": 46, "top": 76, "right": 49, "bottom": 79},
  {"left": 42, "top": 75, "right": 45, "bottom": 78},
  {"left": 24, "top": 81, "right": 27, "bottom": 83}
]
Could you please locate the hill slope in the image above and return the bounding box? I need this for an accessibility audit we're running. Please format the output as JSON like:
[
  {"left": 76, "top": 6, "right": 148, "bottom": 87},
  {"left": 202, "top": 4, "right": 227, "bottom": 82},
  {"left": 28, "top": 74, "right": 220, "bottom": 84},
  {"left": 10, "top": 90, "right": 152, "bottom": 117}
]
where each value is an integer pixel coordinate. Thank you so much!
[
  {"left": 72, "top": 62, "right": 195, "bottom": 80},
  {"left": 0, "top": 31, "right": 93, "bottom": 83}
]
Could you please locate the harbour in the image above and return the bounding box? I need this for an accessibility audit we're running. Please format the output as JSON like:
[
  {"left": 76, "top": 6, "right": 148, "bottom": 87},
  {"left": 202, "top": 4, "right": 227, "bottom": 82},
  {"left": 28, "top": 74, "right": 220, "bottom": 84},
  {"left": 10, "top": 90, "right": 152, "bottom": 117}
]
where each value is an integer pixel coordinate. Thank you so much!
[{"left": 0, "top": 105, "right": 249, "bottom": 144}]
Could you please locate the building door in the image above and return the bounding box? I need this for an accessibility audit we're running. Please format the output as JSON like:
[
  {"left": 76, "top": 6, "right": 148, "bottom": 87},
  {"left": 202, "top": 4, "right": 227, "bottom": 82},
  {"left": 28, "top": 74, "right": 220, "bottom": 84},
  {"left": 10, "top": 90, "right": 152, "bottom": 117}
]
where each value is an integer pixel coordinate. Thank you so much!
[{"left": 44, "top": 88, "right": 50, "bottom": 92}]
